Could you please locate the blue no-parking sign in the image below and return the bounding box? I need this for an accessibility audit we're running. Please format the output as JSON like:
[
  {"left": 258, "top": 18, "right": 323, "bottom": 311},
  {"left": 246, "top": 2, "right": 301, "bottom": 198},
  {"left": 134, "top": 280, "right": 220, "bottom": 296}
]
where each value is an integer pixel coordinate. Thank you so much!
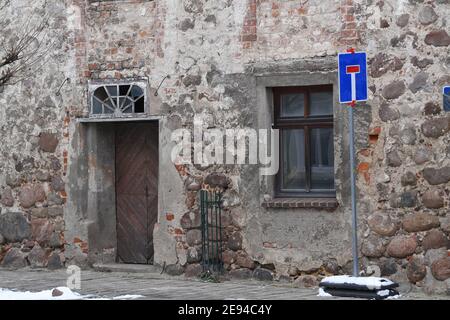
[
  {"left": 338, "top": 51, "right": 368, "bottom": 104},
  {"left": 444, "top": 86, "right": 450, "bottom": 112}
]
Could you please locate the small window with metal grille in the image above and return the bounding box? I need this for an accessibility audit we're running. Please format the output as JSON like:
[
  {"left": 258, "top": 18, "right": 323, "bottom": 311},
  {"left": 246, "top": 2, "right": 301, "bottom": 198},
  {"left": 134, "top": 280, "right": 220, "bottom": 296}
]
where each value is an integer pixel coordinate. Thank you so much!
[{"left": 89, "top": 82, "right": 147, "bottom": 117}]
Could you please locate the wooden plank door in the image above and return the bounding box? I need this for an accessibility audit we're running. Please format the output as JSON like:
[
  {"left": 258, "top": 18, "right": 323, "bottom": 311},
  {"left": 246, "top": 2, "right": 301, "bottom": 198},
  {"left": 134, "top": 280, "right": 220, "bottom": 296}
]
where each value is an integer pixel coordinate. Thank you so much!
[{"left": 115, "top": 122, "right": 158, "bottom": 264}]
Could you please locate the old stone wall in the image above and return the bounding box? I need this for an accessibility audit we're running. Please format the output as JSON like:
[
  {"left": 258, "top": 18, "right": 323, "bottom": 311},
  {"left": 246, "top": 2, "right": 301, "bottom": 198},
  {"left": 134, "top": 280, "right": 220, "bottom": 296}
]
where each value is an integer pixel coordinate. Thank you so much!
[{"left": 0, "top": 0, "right": 449, "bottom": 294}]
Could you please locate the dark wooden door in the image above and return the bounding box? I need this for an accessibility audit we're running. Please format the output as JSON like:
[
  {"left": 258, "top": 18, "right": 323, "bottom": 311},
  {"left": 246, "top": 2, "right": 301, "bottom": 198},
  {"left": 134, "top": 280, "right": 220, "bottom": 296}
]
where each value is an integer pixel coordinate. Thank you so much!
[{"left": 115, "top": 122, "right": 158, "bottom": 264}]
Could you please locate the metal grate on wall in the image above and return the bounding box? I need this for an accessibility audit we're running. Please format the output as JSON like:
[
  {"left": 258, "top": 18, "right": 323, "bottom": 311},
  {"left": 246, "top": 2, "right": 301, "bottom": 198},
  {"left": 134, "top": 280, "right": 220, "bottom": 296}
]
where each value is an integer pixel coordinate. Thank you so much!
[{"left": 200, "top": 190, "right": 224, "bottom": 274}]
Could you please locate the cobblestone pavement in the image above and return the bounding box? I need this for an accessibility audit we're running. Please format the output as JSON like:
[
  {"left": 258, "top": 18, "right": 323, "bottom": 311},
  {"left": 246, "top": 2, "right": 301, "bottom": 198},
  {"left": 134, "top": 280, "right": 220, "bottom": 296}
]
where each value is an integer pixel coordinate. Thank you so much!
[{"left": 0, "top": 268, "right": 448, "bottom": 300}]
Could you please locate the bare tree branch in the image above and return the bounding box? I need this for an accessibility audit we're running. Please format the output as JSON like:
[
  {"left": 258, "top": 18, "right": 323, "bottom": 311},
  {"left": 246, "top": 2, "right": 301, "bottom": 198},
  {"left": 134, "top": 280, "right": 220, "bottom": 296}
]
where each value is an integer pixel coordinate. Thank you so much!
[
  {"left": 0, "top": 0, "right": 55, "bottom": 89},
  {"left": 0, "top": 0, "right": 10, "bottom": 11}
]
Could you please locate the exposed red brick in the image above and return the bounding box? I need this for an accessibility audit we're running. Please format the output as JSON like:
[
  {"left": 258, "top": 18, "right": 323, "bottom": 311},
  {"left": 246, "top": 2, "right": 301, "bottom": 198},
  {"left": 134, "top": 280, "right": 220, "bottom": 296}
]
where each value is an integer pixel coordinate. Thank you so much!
[
  {"left": 243, "top": 18, "right": 257, "bottom": 27},
  {"left": 242, "top": 42, "right": 253, "bottom": 49},
  {"left": 363, "top": 172, "right": 370, "bottom": 184},
  {"left": 297, "top": 7, "right": 307, "bottom": 15},
  {"left": 343, "top": 14, "right": 355, "bottom": 22},
  {"left": 341, "top": 29, "right": 357, "bottom": 38},
  {"left": 369, "top": 134, "right": 379, "bottom": 144},
  {"left": 357, "top": 162, "right": 370, "bottom": 172},
  {"left": 240, "top": 0, "right": 258, "bottom": 47},
  {"left": 242, "top": 26, "right": 257, "bottom": 34},
  {"left": 241, "top": 34, "right": 257, "bottom": 42},
  {"left": 358, "top": 148, "right": 372, "bottom": 157},
  {"left": 73, "top": 237, "right": 83, "bottom": 244},
  {"left": 174, "top": 228, "right": 184, "bottom": 235},
  {"left": 369, "top": 126, "right": 381, "bottom": 135}
]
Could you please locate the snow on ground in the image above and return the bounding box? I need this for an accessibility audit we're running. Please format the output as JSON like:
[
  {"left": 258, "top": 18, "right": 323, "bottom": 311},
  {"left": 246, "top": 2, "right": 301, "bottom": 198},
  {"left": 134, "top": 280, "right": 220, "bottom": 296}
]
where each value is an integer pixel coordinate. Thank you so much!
[
  {"left": 317, "top": 288, "right": 332, "bottom": 297},
  {"left": 320, "top": 275, "right": 395, "bottom": 290},
  {"left": 0, "top": 287, "right": 87, "bottom": 300},
  {"left": 111, "top": 294, "right": 144, "bottom": 300},
  {"left": 0, "top": 287, "right": 143, "bottom": 300},
  {"left": 377, "top": 289, "right": 401, "bottom": 300}
]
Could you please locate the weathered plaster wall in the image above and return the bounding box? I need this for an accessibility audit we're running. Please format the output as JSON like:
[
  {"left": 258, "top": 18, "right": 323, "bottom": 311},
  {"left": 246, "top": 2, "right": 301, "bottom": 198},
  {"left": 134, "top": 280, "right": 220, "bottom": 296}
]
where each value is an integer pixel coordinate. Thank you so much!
[
  {"left": 0, "top": 0, "right": 449, "bottom": 294},
  {"left": 0, "top": 0, "right": 75, "bottom": 269}
]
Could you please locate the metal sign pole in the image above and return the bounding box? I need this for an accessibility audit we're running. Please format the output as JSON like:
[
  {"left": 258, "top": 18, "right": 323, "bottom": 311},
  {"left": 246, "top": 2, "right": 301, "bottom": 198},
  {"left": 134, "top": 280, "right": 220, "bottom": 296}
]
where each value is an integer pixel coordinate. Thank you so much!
[
  {"left": 348, "top": 105, "right": 359, "bottom": 277},
  {"left": 338, "top": 49, "right": 367, "bottom": 278}
]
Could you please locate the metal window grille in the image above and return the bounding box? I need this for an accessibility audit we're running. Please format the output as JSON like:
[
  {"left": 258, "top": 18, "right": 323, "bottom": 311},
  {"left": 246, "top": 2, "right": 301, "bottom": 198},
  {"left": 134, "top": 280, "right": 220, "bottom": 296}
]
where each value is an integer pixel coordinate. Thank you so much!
[
  {"left": 90, "top": 83, "right": 146, "bottom": 117},
  {"left": 200, "top": 190, "right": 223, "bottom": 274}
]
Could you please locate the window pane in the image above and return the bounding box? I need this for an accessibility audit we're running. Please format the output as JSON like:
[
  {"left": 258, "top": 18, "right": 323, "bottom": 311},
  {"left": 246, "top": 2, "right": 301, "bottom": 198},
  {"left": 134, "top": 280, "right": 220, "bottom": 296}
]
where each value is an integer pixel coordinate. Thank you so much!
[
  {"left": 130, "top": 85, "right": 143, "bottom": 100},
  {"left": 93, "top": 86, "right": 108, "bottom": 101},
  {"left": 119, "top": 85, "right": 131, "bottom": 96},
  {"left": 310, "top": 91, "right": 333, "bottom": 116},
  {"left": 135, "top": 97, "right": 145, "bottom": 113},
  {"left": 92, "top": 98, "right": 102, "bottom": 114},
  {"left": 280, "top": 93, "right": 305, "bottom": 117},
  {"left": 282, "top": 129, "right": 306, "bottom": 190},
  {"left": 106, "top": 85, "right": 118, "bottom": 97},
  {"left": 310, "top": 128, "right": 334, "bottom": 190},
  {"left": 122, "top": 106, "right": 132, "bottom": 113}
]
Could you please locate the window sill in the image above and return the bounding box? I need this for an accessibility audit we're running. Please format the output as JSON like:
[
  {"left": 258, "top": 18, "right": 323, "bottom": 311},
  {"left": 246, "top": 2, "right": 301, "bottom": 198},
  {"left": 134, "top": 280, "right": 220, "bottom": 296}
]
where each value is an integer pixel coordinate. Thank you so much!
[{"left": 263, "top": 198, "right": 338, "bottom": 209}]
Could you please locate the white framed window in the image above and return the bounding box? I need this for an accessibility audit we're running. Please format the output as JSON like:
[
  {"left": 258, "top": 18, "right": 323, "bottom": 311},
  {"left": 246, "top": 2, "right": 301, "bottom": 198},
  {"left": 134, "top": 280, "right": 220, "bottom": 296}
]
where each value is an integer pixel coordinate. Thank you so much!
[{"left": 88, "top": 81, "right": 148, "bottom": 118}]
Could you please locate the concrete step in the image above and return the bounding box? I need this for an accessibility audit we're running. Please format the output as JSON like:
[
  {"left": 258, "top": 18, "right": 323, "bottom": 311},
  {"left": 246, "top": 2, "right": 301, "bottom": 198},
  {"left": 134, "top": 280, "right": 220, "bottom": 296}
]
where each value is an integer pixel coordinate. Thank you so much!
[{"left": 93, "top": 263, "right": 163, "bottom": 274}]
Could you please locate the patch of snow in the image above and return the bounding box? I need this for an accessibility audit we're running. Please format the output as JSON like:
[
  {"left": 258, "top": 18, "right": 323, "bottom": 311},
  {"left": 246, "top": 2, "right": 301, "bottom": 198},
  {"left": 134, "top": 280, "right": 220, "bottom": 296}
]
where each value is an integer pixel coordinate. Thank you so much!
[
  {"left": 317, "top": 288, "right": 332, "bottom": 297},
  {"left": 385, "top": 294, "right": 401, "bottom": 300},
  {"left": 0, "top": 287, "right": 144, "bottom": 300},
  {"left": 376, "top": 289, "right": 390, "bottom": 297},
  {"left": 320, "top": 275, "right": 395, "bottom": 290},
  {"left": 111, "top": 295, "right": 144, "bottom": 300},
  {"left": 0, "top": 287, "right": 89, "bottom": 300}
]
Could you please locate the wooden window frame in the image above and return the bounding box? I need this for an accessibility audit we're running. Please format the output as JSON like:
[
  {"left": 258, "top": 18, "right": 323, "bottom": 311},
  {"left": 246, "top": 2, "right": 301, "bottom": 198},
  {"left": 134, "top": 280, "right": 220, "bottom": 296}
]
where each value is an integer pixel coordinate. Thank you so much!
[{"left": 273, "top": 85, "right": 335, "bottom": 198}]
